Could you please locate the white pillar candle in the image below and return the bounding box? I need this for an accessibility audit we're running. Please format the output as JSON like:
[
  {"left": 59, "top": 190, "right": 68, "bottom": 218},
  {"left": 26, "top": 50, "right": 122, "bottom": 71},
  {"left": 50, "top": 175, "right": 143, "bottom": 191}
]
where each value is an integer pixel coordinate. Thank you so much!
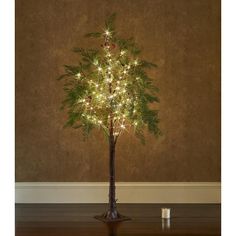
[{"left": 161, "top": 208, "right": 171, "bottom": 219}]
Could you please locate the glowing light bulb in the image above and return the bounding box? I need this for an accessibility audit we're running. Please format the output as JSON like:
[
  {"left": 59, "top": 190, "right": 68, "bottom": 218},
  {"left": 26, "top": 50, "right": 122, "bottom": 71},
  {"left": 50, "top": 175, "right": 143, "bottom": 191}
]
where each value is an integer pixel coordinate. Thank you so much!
[
  {"left": 123, "top": 70, "right": 127, "bottom": 74},
  {"left": 98, "top": 120, "right": 103, "bottom": 124},
  {"left": 105, "top": 30, "right": 110, "bottom": 36},
  {"left": 134, "top": 60, "right": 138, "bottom": 66},
  {"left": 120, "top": 50, "right": 125, "bottom": 56},
  {"left": 76, "top": 72, "right": 81, "bottom": 78},
  {"left": 108, "top": 66, "right": 111, "bottom": 70},
  {"left": 98, "top": 67, "right": 102, "bottom": 72},
  {"left": 120, "top": 124, "right": 125, "bottom": 129},
  {"left": 95, "top": 84, "right": 99, "bottom": 88},
  {"left": 116, "top": 86, "right": 120, "bottom": 90},
  {"left": 134, "top": 121, "right": 138, "bottom": 126},
  {"left": 106, "top": 78, "right": 113, "bottom": 83}
]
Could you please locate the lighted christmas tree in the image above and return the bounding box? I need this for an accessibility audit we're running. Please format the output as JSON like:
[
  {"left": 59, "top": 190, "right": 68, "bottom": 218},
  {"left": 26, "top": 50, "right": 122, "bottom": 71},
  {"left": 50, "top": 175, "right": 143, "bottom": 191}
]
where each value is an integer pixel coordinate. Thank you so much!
[{"left": 58, "top": 14, "right": 161, "bottom": 222}]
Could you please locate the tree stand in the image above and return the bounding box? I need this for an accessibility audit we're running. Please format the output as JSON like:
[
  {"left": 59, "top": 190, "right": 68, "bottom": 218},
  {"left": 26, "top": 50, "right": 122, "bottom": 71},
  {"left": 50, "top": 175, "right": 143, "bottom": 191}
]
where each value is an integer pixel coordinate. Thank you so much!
[
  {"left": 94, "top": 211, "right": 130, "bottom": 222},
  {"left": 95, "top": 126, "right": 131, "bottom": 222}
]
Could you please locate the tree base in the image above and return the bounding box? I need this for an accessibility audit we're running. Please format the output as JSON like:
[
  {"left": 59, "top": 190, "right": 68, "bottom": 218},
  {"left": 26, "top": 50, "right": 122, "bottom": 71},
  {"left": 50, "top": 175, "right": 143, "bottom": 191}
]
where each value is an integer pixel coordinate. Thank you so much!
[{"left": 95, "top": 210, "right": 131, "bottom": 222}]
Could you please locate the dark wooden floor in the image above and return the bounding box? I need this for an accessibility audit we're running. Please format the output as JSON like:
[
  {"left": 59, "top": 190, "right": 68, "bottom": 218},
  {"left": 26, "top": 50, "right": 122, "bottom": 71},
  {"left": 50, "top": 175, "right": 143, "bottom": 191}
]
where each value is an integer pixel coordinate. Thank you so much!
[{"left": 16, "top": 204, "right": 221, "bottom": 236}]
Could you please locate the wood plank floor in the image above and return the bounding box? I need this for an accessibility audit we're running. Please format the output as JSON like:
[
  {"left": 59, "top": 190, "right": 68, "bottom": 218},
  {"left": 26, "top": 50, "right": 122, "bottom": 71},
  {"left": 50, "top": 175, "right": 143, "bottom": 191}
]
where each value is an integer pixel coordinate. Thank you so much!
[{"left": 16, "top": 204, "right": 221, "bottom": 236}]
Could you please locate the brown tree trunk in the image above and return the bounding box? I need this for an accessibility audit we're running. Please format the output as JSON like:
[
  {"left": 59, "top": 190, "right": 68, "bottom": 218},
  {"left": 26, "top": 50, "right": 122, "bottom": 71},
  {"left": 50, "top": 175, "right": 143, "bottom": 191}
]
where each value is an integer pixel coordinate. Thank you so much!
[
  {"left": 108, "top": 82, "right": 117, "bottom": 217},
  {"left": 94, "top": 129, "right": 131, "bottom": 221},
  {"left": 107, "top": 133, "right": 118, "bottom": 219}
]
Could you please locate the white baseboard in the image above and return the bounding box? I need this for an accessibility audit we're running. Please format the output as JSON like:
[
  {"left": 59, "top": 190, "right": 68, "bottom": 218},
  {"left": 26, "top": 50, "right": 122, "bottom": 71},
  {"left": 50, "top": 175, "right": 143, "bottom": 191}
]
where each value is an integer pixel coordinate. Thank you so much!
[{"left": 15, "top": 182, "right": 221, "bottom": 203}]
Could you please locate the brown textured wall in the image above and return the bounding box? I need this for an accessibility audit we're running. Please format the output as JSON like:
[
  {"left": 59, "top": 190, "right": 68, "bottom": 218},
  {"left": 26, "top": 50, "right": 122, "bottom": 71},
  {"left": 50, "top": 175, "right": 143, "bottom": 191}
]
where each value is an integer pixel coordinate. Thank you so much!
[{"left": 15, "top": 0, "right": 221, "bottom": 182}]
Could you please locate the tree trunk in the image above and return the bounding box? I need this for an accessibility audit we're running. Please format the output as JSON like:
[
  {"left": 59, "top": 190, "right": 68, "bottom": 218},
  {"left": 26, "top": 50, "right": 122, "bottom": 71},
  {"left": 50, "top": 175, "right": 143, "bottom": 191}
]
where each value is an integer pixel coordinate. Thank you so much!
[
  {"left": 94, "top": 131, "right": 131, "bottom": 221},
  {"left": 107, "top": 133, "right": 118, "bottom": 218}
]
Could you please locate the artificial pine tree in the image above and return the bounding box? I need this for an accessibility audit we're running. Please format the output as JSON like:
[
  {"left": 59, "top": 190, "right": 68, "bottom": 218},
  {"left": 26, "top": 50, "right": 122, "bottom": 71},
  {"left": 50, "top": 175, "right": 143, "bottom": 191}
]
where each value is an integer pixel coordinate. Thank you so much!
[{"left": 58, "top": 14, "right": 161, "bottom": 222}]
